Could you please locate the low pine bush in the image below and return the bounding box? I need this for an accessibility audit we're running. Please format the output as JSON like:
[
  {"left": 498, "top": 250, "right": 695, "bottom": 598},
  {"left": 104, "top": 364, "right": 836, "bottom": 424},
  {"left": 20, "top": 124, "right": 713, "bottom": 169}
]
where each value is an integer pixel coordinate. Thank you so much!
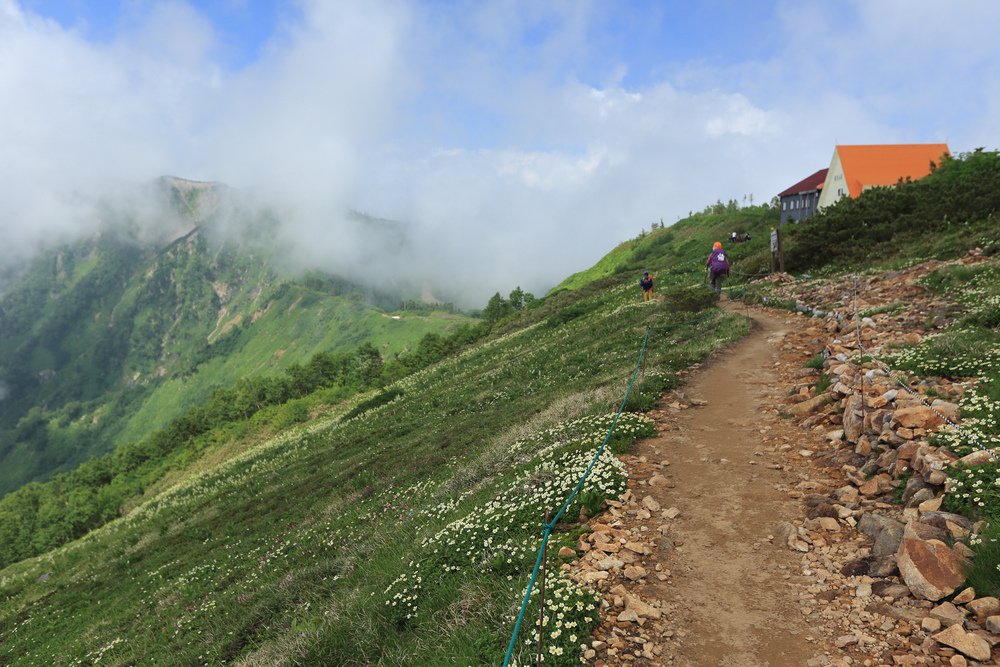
[{"left": 661, "top": 284, "right": 718, "bottom": 313}]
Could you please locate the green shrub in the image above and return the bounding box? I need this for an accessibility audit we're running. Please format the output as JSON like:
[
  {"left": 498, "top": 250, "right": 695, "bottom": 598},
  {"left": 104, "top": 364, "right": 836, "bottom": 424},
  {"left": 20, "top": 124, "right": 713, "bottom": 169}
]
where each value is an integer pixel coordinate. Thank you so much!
[
  {"left": 546, "top": 301, "right": 595, "bottom": 327},
  {"left": 921, "top": 265, "right": 986, "bottom": 293},
  {"left": 340, "top": 388, "right": 404, "bottom": 422},
  {"left": 964, "top": 522, "right": 1000, "bottom": 598},
  {"left": 804, "top": 354, "right": 825, "bottom": 370},
  {"left": 661, "top": 285, "right": 719, "bottom": 313},
  {"left": 785, "top": 150, "right": 1000, "bottom": 272}
]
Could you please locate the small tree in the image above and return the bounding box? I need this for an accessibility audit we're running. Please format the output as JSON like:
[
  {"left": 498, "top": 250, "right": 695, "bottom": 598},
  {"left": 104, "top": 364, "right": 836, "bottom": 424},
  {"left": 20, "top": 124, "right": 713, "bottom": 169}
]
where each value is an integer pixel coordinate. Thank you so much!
[
  {"left": 509, "top": 286, "right": 525, "bottom": 310},
  {"left": 483, "top": 292, "right": 513, "bottom": 324}
]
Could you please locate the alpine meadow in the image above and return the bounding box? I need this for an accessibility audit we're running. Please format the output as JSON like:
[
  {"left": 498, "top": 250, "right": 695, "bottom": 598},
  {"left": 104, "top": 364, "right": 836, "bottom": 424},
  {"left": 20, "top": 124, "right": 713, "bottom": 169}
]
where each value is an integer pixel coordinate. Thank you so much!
[{"left": 6, "top": 2, "right": 1000, "bottom": 665}]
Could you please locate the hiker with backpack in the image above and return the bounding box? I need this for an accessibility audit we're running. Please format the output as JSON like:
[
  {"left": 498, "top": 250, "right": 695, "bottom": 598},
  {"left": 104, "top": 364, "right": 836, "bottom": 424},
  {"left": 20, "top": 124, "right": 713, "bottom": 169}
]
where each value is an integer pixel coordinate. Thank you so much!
[
  {"left": 639, "top": 270, "right": 655, "bottom": 301},
  {"left": 705, "top": 242, "right": 730, "bottom": 294}
]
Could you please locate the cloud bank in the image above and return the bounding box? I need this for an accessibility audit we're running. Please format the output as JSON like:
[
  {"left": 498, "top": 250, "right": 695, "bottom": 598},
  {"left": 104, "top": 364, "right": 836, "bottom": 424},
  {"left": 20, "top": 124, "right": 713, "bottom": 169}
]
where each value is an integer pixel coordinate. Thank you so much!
[{"left": 2, "top": 0, "right": 999, "bottom": 304}]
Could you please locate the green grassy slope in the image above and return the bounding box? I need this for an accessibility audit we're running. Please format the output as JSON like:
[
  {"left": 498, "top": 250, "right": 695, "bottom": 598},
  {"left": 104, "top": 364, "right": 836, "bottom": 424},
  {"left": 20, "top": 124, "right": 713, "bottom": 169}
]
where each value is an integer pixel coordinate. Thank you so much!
[
  {"left": 0, "top": 267, "right": 747, "bottom": 666},
  {"left": 552, "top": 150, "right": 1000, "bottom": 297},
  {"left": 550, "top": 202, "right": 780, "bottom": 294},
  {"left": 0, "top": 219, "right": 467, "bottom": 496}
]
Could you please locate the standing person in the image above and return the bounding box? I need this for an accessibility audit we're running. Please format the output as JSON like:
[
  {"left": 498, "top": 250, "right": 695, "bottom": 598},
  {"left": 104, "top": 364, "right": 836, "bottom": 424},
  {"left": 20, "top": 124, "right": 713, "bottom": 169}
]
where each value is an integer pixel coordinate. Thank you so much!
[
  {"left": 639, "top": 270, "right": 655, "bottom": 301},
  {"left": 705, "top": 242, "right": 730, "bottom": 294}
]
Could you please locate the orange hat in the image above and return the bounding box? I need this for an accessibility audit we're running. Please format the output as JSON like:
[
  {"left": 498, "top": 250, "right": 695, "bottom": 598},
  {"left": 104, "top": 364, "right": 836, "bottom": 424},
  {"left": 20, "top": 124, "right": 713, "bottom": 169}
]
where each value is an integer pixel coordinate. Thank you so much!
[{"left": 713, "top": 241, "right": 722, "bottom": 249}]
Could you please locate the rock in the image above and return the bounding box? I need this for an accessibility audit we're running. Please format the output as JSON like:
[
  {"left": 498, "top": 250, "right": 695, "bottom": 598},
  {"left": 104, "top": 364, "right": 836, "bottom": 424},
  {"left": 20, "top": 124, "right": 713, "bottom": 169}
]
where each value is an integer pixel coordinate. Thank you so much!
[
  {"left": 924, "top": 469, "right": 949, "bottom": 486},
  {"left": 649, "top": 475, "right": 669, "bottom": 487},
  {"left": 869, "top": 603, "right": 926, "bottom": 623},
  {"left": 859, "top": 512, "right": 901, "bottom": 537},
  {"left": 596, "top": 557, "right": 625, "bottom": 571},
  {"left": 581, "top": 570, "right": 609, "bottom": 583},
  {"left": 932, "top": 623, "right": 992, "bottom": 662},
  {"left": 967, "top": 597, "right": 1000, "bottom": 621},
  {"left": 958, "top": 449, "right": 995, "bottom": 467},
  {"left": 841, "top": 558, "right": 871, "bottom": 577},
  {"left": 894, "top": 406, "right": 944, "bottom": 430},
  {"left": 663, "top": 507, "right": 681, "bottom": 519},
  {"left": 859, "top": 513, "right": 905, "bottom": 559},
  {"left": 921, "top": 511, "right": 973, "bottom": 530},
  {"left": 897, "top": 538, "right": 967, "bottom": 601},
  {"left": 931, "top": 399, "right": 960, "bottom": 421},
  {"left": 641, "top": 496, "right": 661, "bottom": 512},
  {"left": 922, "top": 617, "right": 942, "bottom": 633},
  {"left": 868, "top": 556, "right": 899, "bottom": 577},
  {"left": 902, "top": 476, "right": 933, "bottom": 505},
  {"left": 953, "top": 587, "right": 976, "bottom": 605},
  {"left": 789, "top": 393, "right": 836, "bottom": 417},
  {"left": 833, "top": 486, "right": 860, "bottom": 504},
  {"left": 954, "top": 542, "right": 975, "bottom": 559},
  {"left": 929, "top": 602, "right": 966, "bottom": 627},
  {"left": 917, "top": 496, "right": 944, "bottom": 514},
  {"left": 904, "top": 520, "right": 950, "bottom": 543},
  {"left": 557, "top": 546, "right": 576, "bottom": 558},
  {"left": 843, "top": 393, "right": 864, "bottom": 442},
  {"left": 871, "top": 581, "right": 911, "bottom": 600},
  {"left": 835, "top": 634, "right": 859, "bottom": 648},
  {"left": 859, "top": 477, "right": 881, "bottom": 496},
  {"left": 873, "top": 524, "right": 905, "bottom": 557},
  {"left": 985, "top": 615, "right": 1000, "bottom": 634},
  {"left": 617, "top": 608, "right": 641, "bottom": 623},
  {"left": 817, "top": 517, "right": 840, "bottom": 531},
  {"left": 949, "top": 655, "right": 967, "bottom": 667},
  {"left": 623, "top": 565, "right": 647, "bottom": 581},
  {"left": 623, "top": 542, "right": 647, "bottom": 555},
  {"left": 832, "top": 381, "right": 853, "bottom": 396},
  {"left": 906, "top": 487, "right": 936, "bottom": 509},
  {"left": 622, "top": 593, "right": 661, "bottom": 620}
]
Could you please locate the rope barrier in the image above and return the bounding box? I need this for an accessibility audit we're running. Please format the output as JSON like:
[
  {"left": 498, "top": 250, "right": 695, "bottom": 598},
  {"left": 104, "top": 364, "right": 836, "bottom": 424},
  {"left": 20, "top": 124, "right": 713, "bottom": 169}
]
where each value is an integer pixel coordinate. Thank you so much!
[{"left": 501, "top": 324, "right": 650, "bottom": 667}]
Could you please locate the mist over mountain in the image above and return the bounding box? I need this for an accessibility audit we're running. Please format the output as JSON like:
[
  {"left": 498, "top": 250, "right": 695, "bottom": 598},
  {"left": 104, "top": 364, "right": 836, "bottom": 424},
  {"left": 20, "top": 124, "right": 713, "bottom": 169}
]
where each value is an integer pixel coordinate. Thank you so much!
[{"left": 0, "top": 176, "right": 470, "bottom": 495}]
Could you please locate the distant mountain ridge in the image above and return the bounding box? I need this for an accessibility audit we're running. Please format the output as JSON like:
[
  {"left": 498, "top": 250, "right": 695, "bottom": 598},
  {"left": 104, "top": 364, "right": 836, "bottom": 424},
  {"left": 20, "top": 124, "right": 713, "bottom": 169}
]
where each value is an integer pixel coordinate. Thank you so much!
[{"left": 0, "top": 177, "right": 468, "bottom": 495}]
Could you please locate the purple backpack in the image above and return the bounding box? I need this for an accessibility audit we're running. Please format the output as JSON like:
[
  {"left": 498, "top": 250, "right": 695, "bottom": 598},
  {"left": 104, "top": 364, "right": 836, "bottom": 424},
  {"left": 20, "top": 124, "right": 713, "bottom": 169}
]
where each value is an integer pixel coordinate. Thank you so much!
[{"left": 709, "top": 250, "right": 729, "bottom": 272}]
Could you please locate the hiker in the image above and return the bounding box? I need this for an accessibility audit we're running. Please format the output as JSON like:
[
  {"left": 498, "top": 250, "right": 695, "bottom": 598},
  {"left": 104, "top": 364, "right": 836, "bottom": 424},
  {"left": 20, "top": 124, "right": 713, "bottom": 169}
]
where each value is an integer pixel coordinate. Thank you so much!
[
  {"left": 639, "top": 270, "right": 655, "bottom": 301},
  {"left": 705, "top": 242, "right": 730, "bottom": 294}
]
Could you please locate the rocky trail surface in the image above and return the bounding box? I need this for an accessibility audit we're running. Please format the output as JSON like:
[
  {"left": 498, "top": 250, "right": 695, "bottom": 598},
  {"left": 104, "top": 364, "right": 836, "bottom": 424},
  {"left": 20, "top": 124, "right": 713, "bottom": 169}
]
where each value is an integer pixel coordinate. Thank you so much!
[{"left": 567, "top": 254, "right": 1000, "bottom": 667}]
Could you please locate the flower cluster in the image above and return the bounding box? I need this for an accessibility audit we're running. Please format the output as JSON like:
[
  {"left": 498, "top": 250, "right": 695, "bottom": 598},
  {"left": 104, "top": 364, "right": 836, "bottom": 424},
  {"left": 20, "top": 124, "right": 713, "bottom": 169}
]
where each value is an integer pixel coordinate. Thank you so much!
[
  {"left": 516, "top": 571, "right": 601, "bottom": 666},
  {"left": 886, "top": 332, "right": 1000, "bottom": 378},
  {"left": 383, "top": 412, "right": 644, "bottom": 660}
]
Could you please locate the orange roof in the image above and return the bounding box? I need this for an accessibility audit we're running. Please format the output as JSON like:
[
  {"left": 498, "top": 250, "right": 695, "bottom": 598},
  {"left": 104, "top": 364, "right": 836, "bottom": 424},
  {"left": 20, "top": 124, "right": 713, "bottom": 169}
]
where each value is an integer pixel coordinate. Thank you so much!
[{"left": 836, "top": 144, "right": 950, "bottom": 197}]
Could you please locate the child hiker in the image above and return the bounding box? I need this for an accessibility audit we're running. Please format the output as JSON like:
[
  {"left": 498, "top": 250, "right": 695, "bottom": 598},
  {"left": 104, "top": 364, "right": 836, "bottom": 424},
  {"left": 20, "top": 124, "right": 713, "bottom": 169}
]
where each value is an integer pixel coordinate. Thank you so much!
[{"left": 639, "top": 270, "right": 655, "bottom": 301}]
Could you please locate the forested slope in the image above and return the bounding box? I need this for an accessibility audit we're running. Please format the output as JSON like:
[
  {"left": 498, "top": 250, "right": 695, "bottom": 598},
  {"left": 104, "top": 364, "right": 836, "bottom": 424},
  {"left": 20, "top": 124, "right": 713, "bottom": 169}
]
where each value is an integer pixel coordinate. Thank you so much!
[{"left": 0, "top": 185, "right": 466, "bottom": 495}]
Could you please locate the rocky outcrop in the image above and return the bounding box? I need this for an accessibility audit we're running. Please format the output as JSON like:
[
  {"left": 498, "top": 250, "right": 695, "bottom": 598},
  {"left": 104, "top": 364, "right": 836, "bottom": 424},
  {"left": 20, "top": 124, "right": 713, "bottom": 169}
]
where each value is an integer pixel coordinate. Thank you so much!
[{"left": 896, "top": 538, "right": 967, "bottom": 601}]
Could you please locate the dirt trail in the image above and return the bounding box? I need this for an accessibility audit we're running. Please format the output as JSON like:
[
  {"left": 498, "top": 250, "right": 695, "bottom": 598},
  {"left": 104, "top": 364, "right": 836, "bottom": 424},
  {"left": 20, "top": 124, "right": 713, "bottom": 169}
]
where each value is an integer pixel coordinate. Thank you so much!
[{"left": 631, "top": 306, "right": 821, "bottom": 666}]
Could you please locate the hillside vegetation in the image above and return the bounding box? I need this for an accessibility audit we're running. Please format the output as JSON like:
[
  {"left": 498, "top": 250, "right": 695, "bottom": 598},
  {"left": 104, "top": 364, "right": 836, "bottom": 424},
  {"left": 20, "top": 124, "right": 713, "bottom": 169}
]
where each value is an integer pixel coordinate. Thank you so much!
[
  {"left": 779, "top": 149, "right": 1000, "bottom": 273},
  {"left": 0, "top": 187, "right": 467, "bottom": 496},
  {"left": 551, "top": 202, "right": 779, "bottom": 294},
  {"left": 3, "top": 150, "right": 998, "bottom": 665},
  {"left": 0, "top": 258, "right": 748, "bottom": 664}
]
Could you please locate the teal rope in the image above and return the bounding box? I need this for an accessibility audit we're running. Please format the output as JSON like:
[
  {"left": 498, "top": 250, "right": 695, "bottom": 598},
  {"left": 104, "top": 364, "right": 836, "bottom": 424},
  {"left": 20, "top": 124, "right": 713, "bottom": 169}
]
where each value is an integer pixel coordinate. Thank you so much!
[{"left": 501, "top": 324, "right": 650, "bottom": 667}]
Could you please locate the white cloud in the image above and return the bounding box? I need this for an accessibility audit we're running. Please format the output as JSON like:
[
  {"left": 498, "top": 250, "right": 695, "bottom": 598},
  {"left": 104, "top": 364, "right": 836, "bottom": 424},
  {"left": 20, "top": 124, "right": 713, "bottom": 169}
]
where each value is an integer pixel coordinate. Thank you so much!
[{"left": 1, "top": 0, "right": 999, "bottom": 304}]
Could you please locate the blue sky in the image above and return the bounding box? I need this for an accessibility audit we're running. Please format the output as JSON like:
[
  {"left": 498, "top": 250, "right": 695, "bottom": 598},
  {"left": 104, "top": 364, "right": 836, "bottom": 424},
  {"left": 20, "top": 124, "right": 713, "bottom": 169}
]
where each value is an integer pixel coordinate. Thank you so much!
[{"left": 3, "top": 1, "right": 999, "bottom": 300}]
